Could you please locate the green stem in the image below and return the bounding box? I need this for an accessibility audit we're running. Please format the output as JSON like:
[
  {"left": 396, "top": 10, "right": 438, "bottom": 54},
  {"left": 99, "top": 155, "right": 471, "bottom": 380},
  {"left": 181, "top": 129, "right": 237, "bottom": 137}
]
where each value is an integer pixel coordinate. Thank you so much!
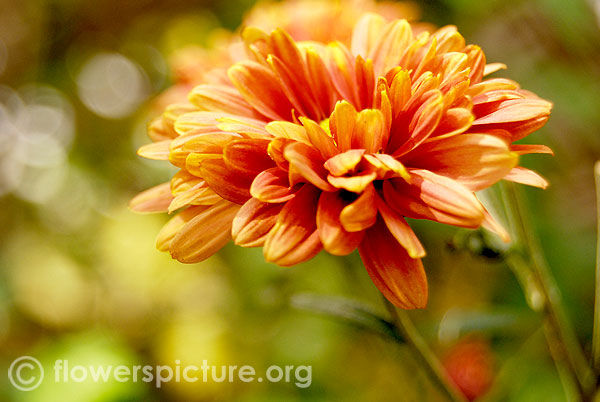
[
  {"left": 592, "top": 161, "right": 600, "bottom": 373},
  {"left": 500, "top": 182, "right": 594, "bottom": 399},
  {"left": 382, "top": 296, "right": 469, "bottom": 402}
]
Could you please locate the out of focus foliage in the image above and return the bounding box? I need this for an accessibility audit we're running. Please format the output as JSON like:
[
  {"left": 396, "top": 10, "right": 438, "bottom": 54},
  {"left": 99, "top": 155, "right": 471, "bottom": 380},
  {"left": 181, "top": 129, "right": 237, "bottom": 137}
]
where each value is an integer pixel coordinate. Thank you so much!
[{"left": 1, "top": 0, "right": 600, "bottom": 401}]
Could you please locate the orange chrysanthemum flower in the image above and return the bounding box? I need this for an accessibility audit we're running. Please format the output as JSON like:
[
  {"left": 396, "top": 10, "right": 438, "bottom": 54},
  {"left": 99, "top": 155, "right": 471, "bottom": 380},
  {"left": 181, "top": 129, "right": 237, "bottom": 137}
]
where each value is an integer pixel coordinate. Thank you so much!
[
  {"left": 153, "top": 0, "right": 426, "bottom": 111},
  {"left": 132, "top": 13, "right": 553, "bottom": 309}
]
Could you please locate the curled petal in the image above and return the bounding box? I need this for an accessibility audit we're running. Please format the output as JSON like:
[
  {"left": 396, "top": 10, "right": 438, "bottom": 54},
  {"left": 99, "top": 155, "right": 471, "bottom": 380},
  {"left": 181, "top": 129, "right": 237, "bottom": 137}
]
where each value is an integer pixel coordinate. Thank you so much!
[
  {"left": 340, "top": 184, "right": 378, "bottom": 232},
  {"left": 233, "top": 198, "right": 283, "bottom": 247},
  {"left": 324, "top": 149, "right": 365, "bottom": 176},
  {"left": 250, "top": 167, "right": 295, "bottom": 203},
  {"left": 363, "top": 153, "right": 410, "bottom": 180},
  {"left": 284, "top": 141, "right": 335, "bottom": 191},
  {"left": 170, "top": 200, "right": 240, "bottom": 263},
  {"left": 383, "top": 170, "right": 485, "bottom": 228},
  {"left": 328, "top": 172, "right": 377, "bottom": 193},
  {"left": 263, "top": 185, "right": 323, "bottom": 266},
  {"left": 268, "top": 137, "right": 294, "bottom": 171},
  {"left": 359, "top": 218, "right": 428, "bottom": 309},
  {"left": 130, "top": 182, "right": 173, "bottom": 213},
  {"left": 317, "top": 191, "right": 365, "bottom": 255}
]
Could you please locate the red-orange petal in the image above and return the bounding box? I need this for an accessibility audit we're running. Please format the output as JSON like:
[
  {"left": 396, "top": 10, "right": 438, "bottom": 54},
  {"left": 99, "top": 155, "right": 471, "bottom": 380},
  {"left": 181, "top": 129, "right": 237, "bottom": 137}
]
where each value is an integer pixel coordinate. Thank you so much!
[
  {"left": 232, "top": 197, "right": 284, "bottom": 247},
  {"left": 358, "top": 218, "right": 428, "bottom": 309},
  {"left": 404, "top": 133, "right": 519, "bottom": 191},
  {"left": 228, "top": 61, "right": 293, "bottom": 121},
  {"left": 511, "top": 144, "right": 554, "bottom": 156},
  {"left": 317, "top": 191, "right": 365, "bottom": 255},
  {"left": 263, "top": 185, "right": 323, "bottom": 266},
  {"left": 339, "top": 184, "right": 378, "bottom": 232},
  {"left": 383, "top": 169, "right": 485, "bottom": 228},
  {"left": 284, "top": 141, "right": 335, "bottom": 191},
  {"left": 352, "top": 108, "right": 387, "bottom": 153},
  {"left": 329, "top": 101, "right": 357, "bottom": 152},
  {"left": 199, "top": 158, "right": 254, "bottom": 204},
  {"left": 250, "top": 167, "right": 295, "bottom": 203},
  {"left": 223, "top": 138, "right": 275, "bottom": 175},
  {"left": 377, "top": 196, "right": 426, "bottom": 259}
]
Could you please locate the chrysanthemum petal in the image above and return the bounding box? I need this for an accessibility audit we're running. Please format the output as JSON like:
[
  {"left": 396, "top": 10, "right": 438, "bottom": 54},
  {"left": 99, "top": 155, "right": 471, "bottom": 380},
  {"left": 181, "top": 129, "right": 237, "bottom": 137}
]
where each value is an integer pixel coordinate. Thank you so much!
[
  {"left": 352, "top": 109, "right": 387, "bottom": 153},
  {"left": 228, "top": 61, "right": 293, "bottom": 121},
  {"left": 377, "top": 197, "right": 426, "bottom": 258},
  {"left": 129, "top": 182, "right": 173, "bottom": 213},
  {"left": 362, "top": 153, "right": 410, "bottom": 180},
  {"left": 383, "top": 169, "right": 485, "bottom": 228},
  {"left": 137, "top": 140, "right": 171, "bottom": 160},
  {"left": 504, "top": 167, "right": 549, "bottom": 189},
  {"left": 339, "top": 184, "right": 378, "bottom": 232},
  {"left": 324, "top": 149, "right": 365, "bottom": 176},
  {"left": 156, "top": 205, "right": 210, "bottom": 252},
  {"left": 250, "top": 167, "right": 295, "bottom": 203},
  {"left": 317, "top": 191, "right": 365, "bottom": 255},
  {"left": 511, "top": 144, "right": 554, "bottom": 155},
  {"left": 223, "top": 138, "right": 274, "bottom": 174},
  {"left": 168, "top": 184, "right": 221, "bottom": 213},
  {"left": 263, "top": 185, "right": 322, "bottom": 266},
  {"left": 197, "top": 158, "right": 254, "bottom": 204},
  {"left": 358, "top": 218, "right": 428, "bottom": 309},
  {"left": 329, "top": 101, "right": 357, "bottom": 152},
  {"left": 351, "top": 13, "right": 387, "bottom": 59},
  {"left": 232, "top": 198, "right": 283, "bottom": 247},
  {"left": 170, "top": 200, "right": 240, "bottom": 263},
  {"left": 284, "top": 141, "right": 335, "bottom": 191},
  {"left": 483, "top": 63, "right": 507, "bottom": 76},
  {"left": 188, "top": 84, "right": 260, "bottom": 117},
  {"left": 393, "top": 90, "right": 444, "bottom": 156},
  {"left": 473, "top": 98, "right": 552, "bottom": 125},
  {"left": 328, "top": 172, "right": 377, "bottom": 193},
  {"left": 300, "top": 117, "right": 338, "bottom": 159},
  {"left": 265, "top": 121, "right": 311, "bottom": 144},
  {"left": 404, "top": 134, "right": 519, "bottom": 191},
  {"left": 306, "top": 47, "right": 336, "bottom": 118}
]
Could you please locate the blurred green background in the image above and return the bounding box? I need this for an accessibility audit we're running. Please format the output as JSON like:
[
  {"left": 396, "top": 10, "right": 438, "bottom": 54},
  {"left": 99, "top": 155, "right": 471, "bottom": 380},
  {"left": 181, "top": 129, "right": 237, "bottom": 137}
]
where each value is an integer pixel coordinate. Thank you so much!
[{"left": 1, "top": 0, "right": 600, "bottom": 400}]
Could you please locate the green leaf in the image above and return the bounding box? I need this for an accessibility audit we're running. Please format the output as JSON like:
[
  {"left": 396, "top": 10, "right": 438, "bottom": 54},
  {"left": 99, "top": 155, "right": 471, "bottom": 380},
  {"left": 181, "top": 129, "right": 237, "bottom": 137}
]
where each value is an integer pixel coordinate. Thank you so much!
[{"left": 290, "top": 293, "right": 404, "bottom": 343}]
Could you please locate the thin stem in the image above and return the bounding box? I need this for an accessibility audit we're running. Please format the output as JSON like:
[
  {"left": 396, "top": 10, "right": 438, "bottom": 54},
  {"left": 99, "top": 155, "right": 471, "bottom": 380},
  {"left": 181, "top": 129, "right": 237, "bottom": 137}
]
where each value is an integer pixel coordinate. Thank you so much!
[
  {"left": 592, "top": 161, "right": 600, "bottom": 373},
  {"left": 382, "top": 296, "right": 469, "bottom": 402},
  {"left": 500, "top": 182, "right": 594, "bottom": 399}
]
